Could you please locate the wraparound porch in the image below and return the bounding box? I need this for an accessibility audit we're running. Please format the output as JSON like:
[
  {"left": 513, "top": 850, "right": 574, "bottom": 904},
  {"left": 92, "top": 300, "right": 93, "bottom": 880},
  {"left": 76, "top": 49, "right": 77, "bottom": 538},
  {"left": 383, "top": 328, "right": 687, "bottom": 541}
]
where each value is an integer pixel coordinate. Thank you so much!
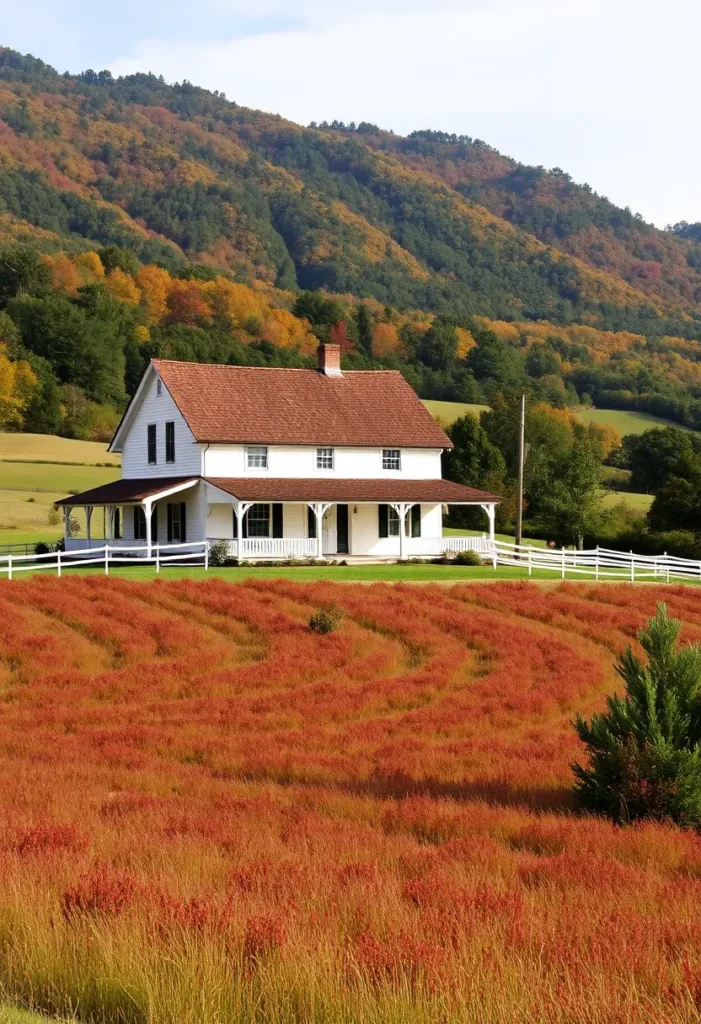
[{"left": 56, "top": 477, "right": 500, "bottom": 562}]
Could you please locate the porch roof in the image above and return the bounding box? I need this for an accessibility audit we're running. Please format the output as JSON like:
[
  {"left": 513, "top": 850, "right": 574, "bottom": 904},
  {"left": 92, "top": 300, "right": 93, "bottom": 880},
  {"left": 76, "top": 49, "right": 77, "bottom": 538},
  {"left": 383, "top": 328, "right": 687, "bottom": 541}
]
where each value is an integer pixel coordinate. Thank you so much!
[
  {"left": 55, "top": 476, "right": 199, "bottom": 507},
  {"left": 206, "top": 477, "right": 501, "bottom": 504}
]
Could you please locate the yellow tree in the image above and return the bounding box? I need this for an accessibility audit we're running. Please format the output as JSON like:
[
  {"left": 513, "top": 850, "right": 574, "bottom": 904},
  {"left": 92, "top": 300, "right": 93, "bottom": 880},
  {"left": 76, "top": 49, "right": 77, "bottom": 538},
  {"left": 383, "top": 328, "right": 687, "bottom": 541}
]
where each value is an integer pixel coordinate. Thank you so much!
[
  {"left": 0, "top": 346, "right": 38, "bottom": 429},
  {"left": 73, "top": 250, "right": 105, "bottom": 286},
  {"left": 43, "top": 253, "right": 81, "bottom": 296},
  {"left": 104, "top": 268, "right": 140, "bottom": 304},
  {"left": 136, "top": 265, "right": 171, "bottom": 324}
]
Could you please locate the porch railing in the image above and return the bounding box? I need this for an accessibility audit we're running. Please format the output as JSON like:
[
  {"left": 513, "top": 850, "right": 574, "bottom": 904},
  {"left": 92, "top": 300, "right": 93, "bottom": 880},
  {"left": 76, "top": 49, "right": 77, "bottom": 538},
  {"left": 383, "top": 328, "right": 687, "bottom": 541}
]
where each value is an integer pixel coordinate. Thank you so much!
[
  {"left": 0, "top": 541, "right": 208, "bottom": 578},
  {"left": 406, "top": 535, "right": 491, "bottom": 556},
  {"left": 218, "top": 538, "right": 318, "bottom": 559}
]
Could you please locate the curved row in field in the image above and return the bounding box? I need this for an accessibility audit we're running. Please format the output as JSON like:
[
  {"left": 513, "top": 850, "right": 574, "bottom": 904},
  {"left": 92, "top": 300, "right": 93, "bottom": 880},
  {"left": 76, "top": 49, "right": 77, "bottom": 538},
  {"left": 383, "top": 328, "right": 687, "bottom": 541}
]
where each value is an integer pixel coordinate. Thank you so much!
[{"left": 1, "top": 577, "right": 701, "bottom": 1023}]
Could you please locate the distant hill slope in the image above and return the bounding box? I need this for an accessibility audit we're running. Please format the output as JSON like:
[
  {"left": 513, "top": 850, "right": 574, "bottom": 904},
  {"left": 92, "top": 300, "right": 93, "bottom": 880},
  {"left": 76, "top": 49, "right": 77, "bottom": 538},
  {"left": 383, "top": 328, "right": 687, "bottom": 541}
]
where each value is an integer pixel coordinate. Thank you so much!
[{"left": 1, "top": 48, "right": 701, "bottom": 340}]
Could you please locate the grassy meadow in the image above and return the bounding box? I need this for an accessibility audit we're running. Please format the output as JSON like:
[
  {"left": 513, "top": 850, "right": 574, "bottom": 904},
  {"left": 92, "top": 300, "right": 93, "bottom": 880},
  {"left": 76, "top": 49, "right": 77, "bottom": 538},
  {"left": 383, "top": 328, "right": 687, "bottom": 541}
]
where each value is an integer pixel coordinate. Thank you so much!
[{"left": 0, "top": 435, "right": 120, "bottom": 546}]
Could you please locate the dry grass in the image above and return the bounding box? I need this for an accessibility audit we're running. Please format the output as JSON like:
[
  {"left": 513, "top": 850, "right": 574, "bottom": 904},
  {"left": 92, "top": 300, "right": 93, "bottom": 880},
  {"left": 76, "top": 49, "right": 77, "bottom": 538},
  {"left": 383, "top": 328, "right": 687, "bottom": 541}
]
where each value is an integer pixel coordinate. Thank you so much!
[{"left": 0, "top": 577, "right": 700, "bottom": 1022}]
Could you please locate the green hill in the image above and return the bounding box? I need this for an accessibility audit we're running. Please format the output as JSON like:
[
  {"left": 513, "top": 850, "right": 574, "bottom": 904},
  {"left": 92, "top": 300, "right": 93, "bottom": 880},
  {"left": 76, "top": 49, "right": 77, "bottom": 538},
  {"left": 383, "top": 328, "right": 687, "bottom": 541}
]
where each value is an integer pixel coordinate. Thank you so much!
[{"left": 0, "top": 46, "right": 700, "bottom": 339}]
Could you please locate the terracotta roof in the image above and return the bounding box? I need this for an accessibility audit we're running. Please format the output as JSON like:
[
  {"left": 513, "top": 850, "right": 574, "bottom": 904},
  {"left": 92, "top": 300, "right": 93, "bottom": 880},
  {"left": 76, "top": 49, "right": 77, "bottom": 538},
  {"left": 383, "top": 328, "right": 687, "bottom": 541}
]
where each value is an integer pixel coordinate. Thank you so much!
[
  {"left": 206, "top": 478, "right": 500, "bottom": 504},
  {"left": 152, "top": 360, "right": 452, "bottom": 448},
  {"left": 55, "top": 477, "right": 199, "bottom": 506}
]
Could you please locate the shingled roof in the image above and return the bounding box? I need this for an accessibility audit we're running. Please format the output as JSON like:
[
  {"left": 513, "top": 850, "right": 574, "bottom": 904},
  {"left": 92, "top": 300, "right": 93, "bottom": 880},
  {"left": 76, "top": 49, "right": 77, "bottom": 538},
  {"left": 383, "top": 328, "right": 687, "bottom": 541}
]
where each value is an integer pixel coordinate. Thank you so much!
[
  {"left": 151, "top": 360, "right": 452, "bottom": 449},
  {"left": 207, "top": 478, "right": 501, "bottom": 504}
]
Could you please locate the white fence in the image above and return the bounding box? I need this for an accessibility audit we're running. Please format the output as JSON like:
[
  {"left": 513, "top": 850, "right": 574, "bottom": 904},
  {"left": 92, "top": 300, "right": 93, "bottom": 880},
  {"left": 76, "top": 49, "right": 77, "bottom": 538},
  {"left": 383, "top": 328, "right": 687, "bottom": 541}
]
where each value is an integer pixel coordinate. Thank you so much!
[
  {"left": 491, "top": 540, "right": 701, "bottom": 582},
  {"left": 0, "top": 541, "right": 209, "bottom": 579}
]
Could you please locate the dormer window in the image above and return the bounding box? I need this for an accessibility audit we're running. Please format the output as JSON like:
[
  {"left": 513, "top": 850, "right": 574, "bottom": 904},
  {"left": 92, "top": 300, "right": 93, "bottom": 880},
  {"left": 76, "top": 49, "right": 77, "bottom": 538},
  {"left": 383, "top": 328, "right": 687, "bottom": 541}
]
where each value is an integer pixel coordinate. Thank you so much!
[
  {"left": 382, "top": 449, "right": 401, "bottom": 471},
  {"left": 316, "top": 448, "right": 334, "bottom": 470},
  {"left": 246, "top": 446, "right": 268, "bottom": 470}
]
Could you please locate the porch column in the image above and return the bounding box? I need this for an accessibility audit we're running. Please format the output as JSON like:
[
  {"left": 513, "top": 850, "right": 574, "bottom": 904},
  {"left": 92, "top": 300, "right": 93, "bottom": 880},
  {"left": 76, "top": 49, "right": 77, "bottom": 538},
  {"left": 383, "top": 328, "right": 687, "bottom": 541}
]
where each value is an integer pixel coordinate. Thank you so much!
[
  {"left": 143, "top": 498, "right": 153, "bottom": 558},
  {"left": 390, "top": 503, "right": 413, "bottom": 561},
  {"left": 86, "top": 506, "right": 93, "bottom": 547},
  {"left": 62, "top": 506, "right": 72, "bottom": 548},
  {"left": 309, "top": 503, "right": 331, "bottom": 560},
  {"left": 106, "top": 506, "right": 114, "bottom": 541},
  {"left": 480, "top": 503, "right": 496, "bottom": 545},
  {"left": 235, "top": 501, "right": 252, "bottom": 559}
]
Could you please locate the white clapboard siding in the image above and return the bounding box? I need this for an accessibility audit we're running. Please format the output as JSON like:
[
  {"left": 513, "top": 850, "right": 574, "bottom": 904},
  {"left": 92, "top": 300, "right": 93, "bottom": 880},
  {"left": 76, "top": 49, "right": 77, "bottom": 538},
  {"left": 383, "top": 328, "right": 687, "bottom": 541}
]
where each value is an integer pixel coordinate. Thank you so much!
[
  {"left": 121, "top": 368, "right": 203, "bottom": 479},
  {"left": 204, "top": 445, "right": 442, "bottom": 479}
]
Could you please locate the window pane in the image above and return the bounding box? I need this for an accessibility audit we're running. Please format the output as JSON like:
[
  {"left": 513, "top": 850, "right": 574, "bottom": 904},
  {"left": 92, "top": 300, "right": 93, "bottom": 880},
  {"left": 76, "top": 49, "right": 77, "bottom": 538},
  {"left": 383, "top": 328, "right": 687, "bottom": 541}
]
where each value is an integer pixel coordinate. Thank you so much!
[
  {"left": 147, "top": 424, "right": 157, "bottom": 464},
  {"left": 316, "top": 448, "right": 333, "bottom": 469},
  {"left": 388, "top": 506, "right": 400, "bottom": 536},
  {"left": 247, "top": 503, "right": 270, "bottom": 537},
  {"left": 165, "top": 422, "right": 175, "bottom": 463},
  {"left": 382, "top": 449, "right": 400, "bottom": 470},
  {"left": 246, "top": 446, "right": 268, "bottom": 469}
]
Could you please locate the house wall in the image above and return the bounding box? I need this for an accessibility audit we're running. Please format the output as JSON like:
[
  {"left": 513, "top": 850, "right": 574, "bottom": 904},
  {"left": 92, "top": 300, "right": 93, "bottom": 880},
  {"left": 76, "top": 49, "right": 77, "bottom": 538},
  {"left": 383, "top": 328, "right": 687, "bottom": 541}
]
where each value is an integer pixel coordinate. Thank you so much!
[
  {"left": 119, "top": 483, "right": 205, "bottom": 543},
  {"left": 204, "top": 500, "right": 443, "bottom": 555},
  {"left": 350, "top": 503, "right": 442, "bottom": 556},
  {"left": 203, "top": 445, "right": 442, "bottom": 479},
  {"left": 121, "top": 370, "right": 203, "bottom": 479}
]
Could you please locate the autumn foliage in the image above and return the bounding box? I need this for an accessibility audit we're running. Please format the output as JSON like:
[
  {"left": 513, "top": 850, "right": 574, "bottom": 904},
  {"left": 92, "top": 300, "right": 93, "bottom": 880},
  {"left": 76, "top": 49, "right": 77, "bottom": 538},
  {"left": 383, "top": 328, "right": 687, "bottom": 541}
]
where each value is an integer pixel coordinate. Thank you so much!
[{"left": 2, "top": 576, "right": 701, "bottom": 1021}]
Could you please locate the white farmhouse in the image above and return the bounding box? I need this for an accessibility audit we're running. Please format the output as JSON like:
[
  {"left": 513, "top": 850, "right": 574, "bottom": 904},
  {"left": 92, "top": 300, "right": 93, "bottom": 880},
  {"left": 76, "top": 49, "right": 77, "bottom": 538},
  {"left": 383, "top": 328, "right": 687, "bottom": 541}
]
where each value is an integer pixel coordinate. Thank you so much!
[{"left": 57, "top": 345, "right": 500, "bottom": 561}]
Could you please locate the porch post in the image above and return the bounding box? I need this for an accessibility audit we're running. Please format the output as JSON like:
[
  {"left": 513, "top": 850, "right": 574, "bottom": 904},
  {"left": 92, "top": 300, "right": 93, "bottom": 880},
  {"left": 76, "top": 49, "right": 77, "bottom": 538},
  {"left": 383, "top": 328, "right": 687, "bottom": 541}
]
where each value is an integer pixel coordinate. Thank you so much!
[
  {"left": 143, "top": 498, "right": 153, "bottom": 559},
  {"left": 390, "top": 503, "right": 413, "bottom": 561},
  {"left": 235, "top": 501, "right": 253, "bottom": 559},
  {"left": 106, "top": 506, "right": 114, "bottom": 541},
  {"left": 480, "top": 503, "right": 496, "bottom": 546},
  {"left": 86, "top": 506, "right": 93, "bottom": 547},
  {"left": 309, "top": 503, "right": 331, "bottom": 560},
  {"left": 63, "top": 506, "right": 71, "bottom": 548}
]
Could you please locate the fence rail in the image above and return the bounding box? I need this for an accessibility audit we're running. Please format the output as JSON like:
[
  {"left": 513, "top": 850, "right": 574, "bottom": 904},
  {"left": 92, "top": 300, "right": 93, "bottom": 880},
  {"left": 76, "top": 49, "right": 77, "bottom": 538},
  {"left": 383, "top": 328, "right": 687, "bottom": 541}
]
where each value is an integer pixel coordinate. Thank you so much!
[
  {"left": 490, "top": 540, "right": 701, "bottom": 582},
  {"left": 0, "top": 541, "right": 209, "bottom": 578}
]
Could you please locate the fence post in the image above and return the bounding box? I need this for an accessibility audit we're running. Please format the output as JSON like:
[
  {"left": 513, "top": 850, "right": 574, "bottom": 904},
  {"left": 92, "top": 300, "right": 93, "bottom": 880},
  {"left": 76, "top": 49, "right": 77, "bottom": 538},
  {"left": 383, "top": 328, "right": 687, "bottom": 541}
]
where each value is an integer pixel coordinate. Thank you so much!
[
  {"left": 630, "top": 550, "right": 634, "bottom": 583},
  {"left": 665, "top": 552, "right": 669, "bottom": 583},
  {"left": 595, "top": 545, "right": 599, "bottom": 581},
  {"left": 7, "top": 553, "right": 11, "bottom": 582},
  {"left": 57, "top": 548, "right": 61, "bottom": 578},
  {"left": 492, "top": 544, "right": 497, "bottom": 572},
  {"left": 204, "top": 542, "right": 209, "bottom": 572},
  {"left": 155, "top": 543, "right": 160, "bottom": 575},
  {"left": 561, "top": 547, "right": 565, "bottom": 580},
  {"left": 528, "top": 545, "right": 532, "bottom": 577},
  {"left": 105, "top": 544, "right": 109, "bottom": 576}
]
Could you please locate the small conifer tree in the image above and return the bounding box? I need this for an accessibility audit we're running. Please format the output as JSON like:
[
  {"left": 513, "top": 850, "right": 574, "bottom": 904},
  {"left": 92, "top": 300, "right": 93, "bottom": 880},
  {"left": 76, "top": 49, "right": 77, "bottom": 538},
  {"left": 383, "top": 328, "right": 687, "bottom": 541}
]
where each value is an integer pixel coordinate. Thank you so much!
[{"left": 573, "top": 604, "right": 701, "bottom": 827}]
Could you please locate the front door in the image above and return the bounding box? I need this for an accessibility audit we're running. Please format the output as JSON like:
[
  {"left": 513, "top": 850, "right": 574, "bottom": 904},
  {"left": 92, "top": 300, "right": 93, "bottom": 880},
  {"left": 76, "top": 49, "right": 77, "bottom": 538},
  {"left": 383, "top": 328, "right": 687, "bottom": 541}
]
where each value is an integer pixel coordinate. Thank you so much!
[
  {"left": 322, "top": 506, "right": 336, "bottom": 555},
  {"left": 336, "top": 504, "right": 349, "bottom": 554}
]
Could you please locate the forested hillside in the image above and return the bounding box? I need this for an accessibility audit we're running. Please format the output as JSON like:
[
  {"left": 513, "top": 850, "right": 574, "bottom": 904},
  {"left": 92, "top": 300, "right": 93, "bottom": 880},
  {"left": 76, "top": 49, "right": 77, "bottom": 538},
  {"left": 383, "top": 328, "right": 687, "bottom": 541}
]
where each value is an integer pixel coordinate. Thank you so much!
[
  {"left": 2, "top": 47, "right": 701, "bottom": 336},
  {"left": 3, "top": 45, "right": 701, "bottom": 442}
]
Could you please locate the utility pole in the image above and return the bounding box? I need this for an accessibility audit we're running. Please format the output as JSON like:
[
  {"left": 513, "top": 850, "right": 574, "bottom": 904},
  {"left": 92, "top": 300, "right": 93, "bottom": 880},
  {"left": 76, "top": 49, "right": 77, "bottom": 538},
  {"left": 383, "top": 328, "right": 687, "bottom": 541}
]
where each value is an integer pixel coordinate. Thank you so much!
[{"left": 515, "top": 394, "right": 526, "bottom": 548}]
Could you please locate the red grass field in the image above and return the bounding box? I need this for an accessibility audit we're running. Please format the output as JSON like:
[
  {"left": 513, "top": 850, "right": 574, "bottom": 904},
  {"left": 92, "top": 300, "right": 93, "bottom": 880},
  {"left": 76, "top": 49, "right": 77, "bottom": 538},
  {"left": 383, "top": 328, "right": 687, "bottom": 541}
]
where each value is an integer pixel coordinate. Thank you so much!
[{"left": 1, "top": 576, "right": 701, "bottom": 1023}]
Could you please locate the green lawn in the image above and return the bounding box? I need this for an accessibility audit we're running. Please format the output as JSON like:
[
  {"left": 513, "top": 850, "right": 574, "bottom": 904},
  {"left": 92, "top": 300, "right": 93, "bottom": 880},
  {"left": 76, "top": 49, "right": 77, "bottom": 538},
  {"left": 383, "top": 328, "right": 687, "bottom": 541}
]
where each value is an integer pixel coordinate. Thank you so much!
[
  {"left": 573, "top": 407, "right": 694, "bottom": 435},
  {"left": 421, "top": 400, "right": 488, "bottom": 425},
  {"left": 602, "top": 490, "right": 653, "bottom": 512}
]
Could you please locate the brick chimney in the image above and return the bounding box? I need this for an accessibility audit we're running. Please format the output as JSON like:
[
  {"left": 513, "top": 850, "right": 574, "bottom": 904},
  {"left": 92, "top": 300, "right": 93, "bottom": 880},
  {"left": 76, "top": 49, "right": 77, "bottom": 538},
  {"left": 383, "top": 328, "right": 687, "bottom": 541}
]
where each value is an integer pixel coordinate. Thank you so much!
[{"left": 317, "top": 343, "right": 342, "bottom": 377}]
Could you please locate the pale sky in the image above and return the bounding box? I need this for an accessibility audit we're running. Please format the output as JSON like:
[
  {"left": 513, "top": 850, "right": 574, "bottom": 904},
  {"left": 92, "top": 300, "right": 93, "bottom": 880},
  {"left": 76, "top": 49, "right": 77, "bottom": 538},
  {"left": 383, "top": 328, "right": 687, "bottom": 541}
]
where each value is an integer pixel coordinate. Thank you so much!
[{"left": 4, "top": 0, "right": 700, "bottom": 228}]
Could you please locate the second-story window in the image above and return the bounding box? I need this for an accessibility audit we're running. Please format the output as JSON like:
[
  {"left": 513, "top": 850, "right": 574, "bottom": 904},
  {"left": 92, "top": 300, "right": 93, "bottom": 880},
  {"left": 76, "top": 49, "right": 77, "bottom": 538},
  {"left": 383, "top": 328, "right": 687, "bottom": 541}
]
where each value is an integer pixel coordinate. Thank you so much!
[
  {"left": 316, "top": 448, "right": 334, "bottom": 470},
  {"left": 165, "top": 421, "right": 175, "bottom": 463},
  {"left": 382, "top": 448, "right": 401, "bottom": 471},
  {"left": 147, "top": 424, "right": 157, "bottom": 464},
  {"left": 246, "top": 446, "right": 268, "bottom": 470}
]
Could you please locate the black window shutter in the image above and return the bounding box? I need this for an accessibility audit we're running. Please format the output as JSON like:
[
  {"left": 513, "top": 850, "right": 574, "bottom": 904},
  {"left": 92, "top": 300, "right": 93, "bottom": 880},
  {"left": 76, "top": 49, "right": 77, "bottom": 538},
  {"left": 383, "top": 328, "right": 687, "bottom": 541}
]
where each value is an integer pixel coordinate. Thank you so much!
[
  {"left": 307, "top": 506, "right": 316, "bottom": 539},
  {"left": 378, "top": 504, "right": 389, "bottom": 538},
  {"left": 167, "top": 504, "right": 173, "bottom": 543},
  {"left": 114, "top": 508, "right": 121, "bottom": 540},
  {"left": 272, "top": 503, "right": 283, "bottom": 538},
  {"left": 151, "top": 506, "right": 158, "bottom": 542},
  {"left": 242, "top": 509, "right": 248, "bottom": 539},
  {"left": 411, "top": 504, "right": 421, "bottom": 538},
  {"left": 133, "top": 506, "right": 140, "bottom": 539},
  {"left": 180, "top": 502, "right": 187, "bottom": 543}
]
